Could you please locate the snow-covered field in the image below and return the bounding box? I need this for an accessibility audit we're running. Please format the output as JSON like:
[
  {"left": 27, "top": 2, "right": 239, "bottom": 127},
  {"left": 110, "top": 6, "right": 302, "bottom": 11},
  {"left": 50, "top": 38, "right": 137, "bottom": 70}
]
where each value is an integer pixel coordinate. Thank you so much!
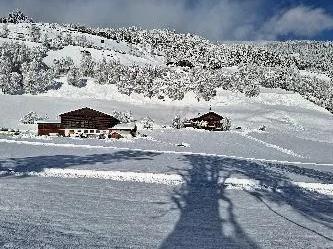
[
  {"left": 0, "top": 86, "right": 333, "bottom": 248},
  {"left": 0, "top": 139, "right": 332, "bottom": 248},
  {"left": 1, "top": 84, "right": 332, "bottom": 163}
]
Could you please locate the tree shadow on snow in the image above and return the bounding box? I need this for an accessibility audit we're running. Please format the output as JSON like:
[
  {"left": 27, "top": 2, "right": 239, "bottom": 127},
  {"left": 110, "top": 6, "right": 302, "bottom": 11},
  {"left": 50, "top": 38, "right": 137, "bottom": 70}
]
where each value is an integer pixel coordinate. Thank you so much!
[
  {"left": 160, "top": 155, "right": 333, "bottom": 249},
  {"left": 159, "top": 157, "right": 260, "bottom": 249},
  {"left": 0, "top": 150, "right": 161, "bottom": 177}
]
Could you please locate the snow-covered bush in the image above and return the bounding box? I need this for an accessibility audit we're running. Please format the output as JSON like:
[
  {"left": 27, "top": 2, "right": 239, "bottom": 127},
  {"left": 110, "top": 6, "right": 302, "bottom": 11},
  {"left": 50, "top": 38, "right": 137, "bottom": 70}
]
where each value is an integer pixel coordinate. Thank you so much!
[
  {"left": 141, "top": 116, "right": 154, "bottom": 129},
  {"left": 244, "top": 84, "right": 260, "bottom": 97},
  {"left": 20, "top": 112, "right": 48, "bottom": 124},
  {"left": 172, "top": 115, "right": 184, "bottom": 129},
  {"left": 67, "top": 68, "right": 86, "bottom": 87},
  {"left": 49, "top": 34, "right": 66, "bottom": 50},
  {"left": 53, "top": 57, "right": 74, "bottom": 76},
  {"left": 220, "top": 117, "right": 231, "bottom": 131}
]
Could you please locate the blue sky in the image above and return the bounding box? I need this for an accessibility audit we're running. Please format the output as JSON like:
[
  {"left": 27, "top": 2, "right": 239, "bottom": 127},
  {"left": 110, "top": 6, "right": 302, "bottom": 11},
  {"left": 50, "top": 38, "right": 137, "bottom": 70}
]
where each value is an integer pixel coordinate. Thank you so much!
[{"left": 0, "top": 0, "right": 333, "bottom": 41}]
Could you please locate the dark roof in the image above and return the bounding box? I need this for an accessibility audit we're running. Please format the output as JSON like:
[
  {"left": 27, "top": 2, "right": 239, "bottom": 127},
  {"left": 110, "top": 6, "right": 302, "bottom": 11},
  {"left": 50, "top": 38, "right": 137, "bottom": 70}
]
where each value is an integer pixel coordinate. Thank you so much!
[
  {"left": 190, "top": 112, "right": 224, "bottom": 122},
  {"left": 59, "top": 107, "right": 113, "bottom": 117}
]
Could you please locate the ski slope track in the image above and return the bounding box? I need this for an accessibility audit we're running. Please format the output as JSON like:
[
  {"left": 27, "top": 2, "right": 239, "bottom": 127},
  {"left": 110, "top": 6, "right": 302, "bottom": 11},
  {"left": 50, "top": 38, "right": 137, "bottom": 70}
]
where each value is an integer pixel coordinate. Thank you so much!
[{"left": 239, "top": 132, "right": 305, "bottom": 158}]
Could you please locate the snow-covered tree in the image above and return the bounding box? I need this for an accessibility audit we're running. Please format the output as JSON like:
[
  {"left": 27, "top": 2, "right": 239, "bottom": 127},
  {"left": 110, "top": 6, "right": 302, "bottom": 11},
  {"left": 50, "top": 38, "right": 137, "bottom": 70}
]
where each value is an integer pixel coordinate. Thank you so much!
[
  {"left": 6, "top": 72, "right": 22, "bottom": 94},
  {"left": 67, "top": 67, "right": 86, "bottom": 87},
  {"left": 21, "top": 59, "right": 54, "bottom": 94},
  {"left": 20, "top": 111, "right": 48, "bottom": 124},
  {"left": 62, "top": 32, "right": 73, "bottom": 46},
  {"left": 41, "top": 34, "right": 50, "bottom": 48},
  {"left": 94, "top": 58, "right": 109, "bottom": 84},
  {"left": 0, "top": 24, "right": 9, "bottom": 38},
  {"left": 75, "top": 35, "right": 92, "bottom": 47},
  {"left": 112, "top": 110, "right": 134, "bottom": 123},
  {"left": 53, "top": 57, "right": 74, "bottom": 76},
  {"left": 50, "top": 34, "right": 64, "bottom": 49},
  {"left": 244, "top": 84, "right": 260, "bottom": 97},
  {"left": 141, "top": 116, "right": 154, "bottom": 129},
  {"left": 7, "top": 10, "right": 33, "bottom": 23},
  {"left": 80, "top": 53, "right": 94, "bottom": 77},
  {"left": 30, "top": 24, "right": 41, "bottom": 42}
]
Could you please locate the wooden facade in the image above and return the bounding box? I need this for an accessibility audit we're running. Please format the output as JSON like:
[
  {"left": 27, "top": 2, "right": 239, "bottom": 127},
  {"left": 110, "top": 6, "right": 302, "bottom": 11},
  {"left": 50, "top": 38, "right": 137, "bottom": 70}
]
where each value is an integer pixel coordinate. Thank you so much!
[
  {"left": 59, "top": 107, "right": 120, "bottom": 130},
  {"left": 189, "top": 112, "right": 226, "bottom": 130},
  {"left": 37, "top": 122, "right": 63, "bottom": 136},
  {"left": 37, "top": 107, "right": 120, "bottom": 136}
]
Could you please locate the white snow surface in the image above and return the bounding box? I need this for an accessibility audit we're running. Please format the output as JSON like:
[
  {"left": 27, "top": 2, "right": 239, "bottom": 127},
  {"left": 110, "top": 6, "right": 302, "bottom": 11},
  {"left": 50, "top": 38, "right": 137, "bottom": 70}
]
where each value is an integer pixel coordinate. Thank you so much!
[{"left": 1, "top": 168, "right": 332, "bottom": 195}]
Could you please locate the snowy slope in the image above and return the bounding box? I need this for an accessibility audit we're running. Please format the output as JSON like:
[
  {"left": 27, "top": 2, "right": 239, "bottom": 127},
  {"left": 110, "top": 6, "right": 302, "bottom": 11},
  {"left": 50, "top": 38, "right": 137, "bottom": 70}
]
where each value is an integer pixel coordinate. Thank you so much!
[
  {"left": 1, "top": 84, "right": 332, "bottom": 165},
  {"left": 1, "top": 22, "right": 163, "bottom": 67}
]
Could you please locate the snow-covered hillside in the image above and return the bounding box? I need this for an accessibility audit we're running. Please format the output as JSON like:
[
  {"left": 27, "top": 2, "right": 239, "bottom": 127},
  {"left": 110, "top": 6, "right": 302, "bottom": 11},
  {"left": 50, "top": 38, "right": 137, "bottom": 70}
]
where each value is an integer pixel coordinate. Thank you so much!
[{"left": 0, "top": 11, "right": 333, "bottom": 113}]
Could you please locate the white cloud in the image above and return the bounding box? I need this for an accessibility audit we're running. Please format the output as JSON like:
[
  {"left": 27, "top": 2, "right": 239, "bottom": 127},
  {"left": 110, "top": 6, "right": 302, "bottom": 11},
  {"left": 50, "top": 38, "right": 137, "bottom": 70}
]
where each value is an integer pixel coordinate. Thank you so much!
[{"left": 258, "top": 6, "right": 333, "bottom": 40}]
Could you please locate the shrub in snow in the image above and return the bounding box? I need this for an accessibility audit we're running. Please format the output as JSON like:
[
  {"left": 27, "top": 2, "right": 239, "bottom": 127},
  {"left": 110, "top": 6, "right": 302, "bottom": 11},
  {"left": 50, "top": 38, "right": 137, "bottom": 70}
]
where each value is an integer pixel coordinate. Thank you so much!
[
  {"left": 75, "top": 35, "right": 92, "bottom": 48},
  {"left": 244, "top": 84, "right": 260, "bottom": 97},
  {"left": 20, "top": 112, "right": 48, "bottom": 124},
  {"left": 259, "top": 125, "right": 266, "bottom": 131},
  {"left": 67, "top": 68, "right": 86, "bottom": 88},
  {"left": 50, "top": 34, "right": 66, "bottom": 50},
  {"left": 53, "top": 57, "right": 74, "bottom": 76},
  {"left": 220, "top": 117, "right": 231, "bottom": 131},
  {"left": 141, "top": 116, "right": 154, "bottom": 129},
  {"left": 172, "top": 115, "right": 184, "bottom": 129},
  {"left": 62, "top": 32, "right": 73, "bottom": 46}
]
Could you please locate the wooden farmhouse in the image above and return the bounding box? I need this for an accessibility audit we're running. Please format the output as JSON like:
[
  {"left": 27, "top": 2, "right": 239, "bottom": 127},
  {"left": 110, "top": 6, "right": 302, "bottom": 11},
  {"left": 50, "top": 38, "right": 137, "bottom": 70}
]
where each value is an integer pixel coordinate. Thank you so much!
[
  {"left": 37, "top": 107, "right": 136, "bottom": 138},
  {"left": 186, "top": 111, "right": 231, "bottom": 131}
]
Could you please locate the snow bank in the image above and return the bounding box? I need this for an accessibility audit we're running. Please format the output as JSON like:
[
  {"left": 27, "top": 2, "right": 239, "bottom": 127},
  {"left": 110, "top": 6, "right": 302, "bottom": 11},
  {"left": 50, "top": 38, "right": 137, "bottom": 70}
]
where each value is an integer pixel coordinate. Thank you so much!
[{"left": 2, "top": 168, "right": 332, "bottom": 195}]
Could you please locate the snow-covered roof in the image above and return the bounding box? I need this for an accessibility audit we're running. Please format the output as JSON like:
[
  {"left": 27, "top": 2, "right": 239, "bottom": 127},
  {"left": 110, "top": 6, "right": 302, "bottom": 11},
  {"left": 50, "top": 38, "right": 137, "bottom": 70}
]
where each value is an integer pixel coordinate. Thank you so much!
[{"left": 111, "top": 123, "right": 136, "bottom": 130}]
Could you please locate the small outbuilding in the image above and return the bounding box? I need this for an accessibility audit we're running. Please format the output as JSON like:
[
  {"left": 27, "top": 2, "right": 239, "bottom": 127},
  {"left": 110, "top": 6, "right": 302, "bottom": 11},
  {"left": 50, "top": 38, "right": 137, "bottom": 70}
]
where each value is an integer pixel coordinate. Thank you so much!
[
  {"left": 109, "top": 123, "right": 137, "bottom": 138},
  {"left": 37, "top": 120, "right": 62, "bottom": 136},
  {"left": 188, "top": 111, "right": 231, "bottom": 131}
]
